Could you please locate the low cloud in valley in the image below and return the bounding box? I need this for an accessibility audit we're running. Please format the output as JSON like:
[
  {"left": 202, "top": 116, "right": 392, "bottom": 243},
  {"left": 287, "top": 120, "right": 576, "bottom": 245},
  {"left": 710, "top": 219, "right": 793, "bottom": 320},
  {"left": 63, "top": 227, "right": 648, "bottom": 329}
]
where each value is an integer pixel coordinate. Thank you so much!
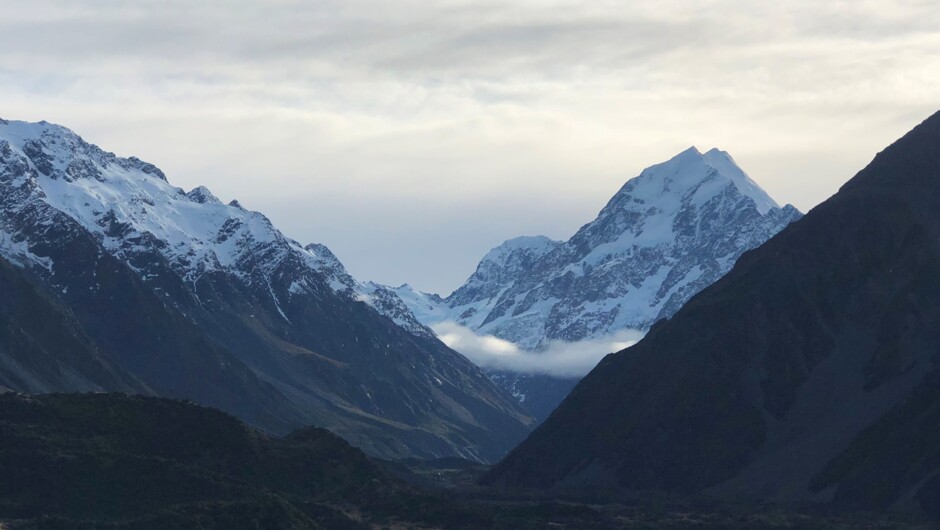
[{"left": 432, "top": 321, "right": 645, "bottom": 378}]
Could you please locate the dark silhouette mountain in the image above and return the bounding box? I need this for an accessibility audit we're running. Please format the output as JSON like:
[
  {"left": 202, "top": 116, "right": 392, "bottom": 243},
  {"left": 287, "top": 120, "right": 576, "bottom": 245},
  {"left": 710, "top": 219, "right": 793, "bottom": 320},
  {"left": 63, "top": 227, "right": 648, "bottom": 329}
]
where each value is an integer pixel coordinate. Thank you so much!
[
  {"left": 481, "top": 111, "right": 940, "bottom": 515},
  {"left": 0, "top": 119, "right": 532, "bottom": 462}
]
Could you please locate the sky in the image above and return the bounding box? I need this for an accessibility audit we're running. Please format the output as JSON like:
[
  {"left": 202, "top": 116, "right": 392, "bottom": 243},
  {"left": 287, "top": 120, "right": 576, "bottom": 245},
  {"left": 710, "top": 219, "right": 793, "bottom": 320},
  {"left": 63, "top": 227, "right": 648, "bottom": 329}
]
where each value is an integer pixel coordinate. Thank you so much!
[{"left": 2, "top": 0, "right": 939, "bottom": 294}]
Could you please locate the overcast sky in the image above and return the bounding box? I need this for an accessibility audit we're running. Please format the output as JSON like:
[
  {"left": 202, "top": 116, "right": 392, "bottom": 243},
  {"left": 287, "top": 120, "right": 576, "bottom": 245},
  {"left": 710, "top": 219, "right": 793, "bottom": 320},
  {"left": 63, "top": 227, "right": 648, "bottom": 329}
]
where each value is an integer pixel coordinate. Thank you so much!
[{"left": 2, "top": 0, "right": 938, "bottom": 293}]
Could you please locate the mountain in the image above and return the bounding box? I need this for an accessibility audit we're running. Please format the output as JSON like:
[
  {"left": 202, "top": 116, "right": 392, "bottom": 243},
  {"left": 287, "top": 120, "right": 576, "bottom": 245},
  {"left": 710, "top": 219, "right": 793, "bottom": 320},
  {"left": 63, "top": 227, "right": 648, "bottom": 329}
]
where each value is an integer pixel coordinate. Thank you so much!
[
  {"left": 424, "top": 147, "right": 800, "bottom": 349},
  {"left": 0, "top": 118, "right": 532, "bottom": 462},
  {"left": 392, "top": 148, "right": 801, "bottom": 420},
  {"left": 481, "top": 111, "right": 940, "bottom": 515}
]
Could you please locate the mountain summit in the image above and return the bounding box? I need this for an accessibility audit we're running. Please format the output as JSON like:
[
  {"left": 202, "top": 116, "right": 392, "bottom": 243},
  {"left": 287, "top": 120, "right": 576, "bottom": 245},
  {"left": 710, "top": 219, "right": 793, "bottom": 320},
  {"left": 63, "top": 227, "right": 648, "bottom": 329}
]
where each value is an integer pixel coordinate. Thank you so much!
[
  {"left": 401, "top": 146, "right": 800, "bottom": 348},
  {"left": 482, "top": 111, "right": 940, "bottom": 515}
]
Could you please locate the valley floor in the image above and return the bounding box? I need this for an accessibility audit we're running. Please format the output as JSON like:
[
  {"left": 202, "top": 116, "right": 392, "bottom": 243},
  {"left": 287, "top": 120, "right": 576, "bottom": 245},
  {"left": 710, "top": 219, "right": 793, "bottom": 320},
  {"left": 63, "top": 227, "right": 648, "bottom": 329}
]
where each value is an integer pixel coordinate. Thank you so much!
[
  {"left": 0, "top": 393, "right": 935, "bottom": 530},
  {"left": 384, "top": 459, "right": 937, "bottom": 530}
]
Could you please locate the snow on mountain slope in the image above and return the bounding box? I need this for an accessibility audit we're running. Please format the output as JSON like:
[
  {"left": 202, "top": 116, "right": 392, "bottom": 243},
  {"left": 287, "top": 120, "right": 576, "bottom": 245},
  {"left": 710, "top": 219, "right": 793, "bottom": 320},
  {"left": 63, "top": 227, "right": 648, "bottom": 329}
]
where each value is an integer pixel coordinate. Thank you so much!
[
  {"left": 447, "top": 235, "right": 563, "bottom": 330},
  {"left": 0, "top": 119, "right": 429, "bottom": 330},
  {"left": 0, "top": 120, "right": 292, "bottom": 278},
  {"left": 387, "top": 283, "right": 452, "bottom": 324},
  {"left": 297, "top": 243, "right": 437, "bottom": 339}
]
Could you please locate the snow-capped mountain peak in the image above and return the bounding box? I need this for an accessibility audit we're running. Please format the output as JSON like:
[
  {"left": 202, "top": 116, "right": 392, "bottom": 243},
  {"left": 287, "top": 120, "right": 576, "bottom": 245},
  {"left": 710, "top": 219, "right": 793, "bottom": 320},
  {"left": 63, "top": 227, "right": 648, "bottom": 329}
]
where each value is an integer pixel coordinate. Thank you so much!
[
  {"left": 605, "top": 145, "right": 778, "bottom": 221},
  {"left": 479, "top": 235, "right": 562, "bottom": 266},
  {"left": 303, "top": 242, "right": 358, "bottom": 294},
  {"left": 186, "top": 186, "right": 221, "bottom": 204},
  {"left": 393, "top": 146, "right": 802, "bottom": 351},
  {"left": 0, "top": 120, "right": 166, "bottom": 183},
  {"left": 702, "top": 147, "right": 779, "bottom": 214}
]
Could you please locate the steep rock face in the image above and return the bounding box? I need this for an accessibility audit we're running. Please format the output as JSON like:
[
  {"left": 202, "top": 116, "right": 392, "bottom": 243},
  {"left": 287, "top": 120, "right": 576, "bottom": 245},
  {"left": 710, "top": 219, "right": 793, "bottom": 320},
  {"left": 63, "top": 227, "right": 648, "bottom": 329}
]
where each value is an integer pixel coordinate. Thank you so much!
[
  {"left": 447, "top": 235, "right": 564, "bottom": 323},
  {"left": 0, "top": 119, "right": 532, "bottom": 462},
  {"left": 392, "top": 149, "right": 800, "bottom": 422},
  {"left": 481, "top": 111, "right": 940, "bottom": 515}
]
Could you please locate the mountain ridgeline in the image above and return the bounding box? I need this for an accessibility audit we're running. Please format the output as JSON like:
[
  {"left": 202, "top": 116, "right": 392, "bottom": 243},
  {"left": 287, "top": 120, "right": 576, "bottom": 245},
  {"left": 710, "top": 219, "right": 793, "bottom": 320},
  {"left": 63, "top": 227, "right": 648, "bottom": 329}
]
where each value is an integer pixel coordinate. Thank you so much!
[
  {"left": 394, "top": 147, "right": 801, "bottom": 420},
  {"left": 0, "top": 119, "right": 533, "bottom": 462},
  {"left": 482, "top": 112, "right": 940, "bottom": 515}
]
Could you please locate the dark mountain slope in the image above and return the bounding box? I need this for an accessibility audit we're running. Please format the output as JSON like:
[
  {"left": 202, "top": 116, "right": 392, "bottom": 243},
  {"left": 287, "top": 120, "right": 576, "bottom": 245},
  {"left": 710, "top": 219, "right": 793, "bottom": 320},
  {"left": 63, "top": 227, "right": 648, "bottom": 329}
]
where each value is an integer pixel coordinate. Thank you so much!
[
  {"left": 178, "top": 258, "right": 533, "bottom": 461},
  {"left": 3, "top": 202, "right": 307, "bottom": 434},
  {"left": 481, "top": 111, "right": 940, "bottom": 513},
  {"left": 0, "top": 257, "right": 143, "bottom": 394}
]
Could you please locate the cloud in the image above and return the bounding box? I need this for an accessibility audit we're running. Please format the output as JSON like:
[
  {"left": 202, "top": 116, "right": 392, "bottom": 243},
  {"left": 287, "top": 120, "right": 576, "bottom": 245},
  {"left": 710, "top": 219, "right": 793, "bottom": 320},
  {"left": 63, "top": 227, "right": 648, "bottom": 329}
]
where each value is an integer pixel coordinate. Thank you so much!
[{"left": 432, "top": 321, "right": 644, "bottom": 378}]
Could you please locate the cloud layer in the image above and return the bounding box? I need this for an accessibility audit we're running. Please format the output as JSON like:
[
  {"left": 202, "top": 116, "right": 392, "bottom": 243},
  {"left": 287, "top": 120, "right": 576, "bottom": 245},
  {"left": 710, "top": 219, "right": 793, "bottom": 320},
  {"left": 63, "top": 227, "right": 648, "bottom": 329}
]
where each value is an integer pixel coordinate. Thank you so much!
[
  {"left": 433, "top": 321, "right": 644, "bottom": 377},
  {"left": 2, "top": 1, "right": 938, "bottom": 292}
]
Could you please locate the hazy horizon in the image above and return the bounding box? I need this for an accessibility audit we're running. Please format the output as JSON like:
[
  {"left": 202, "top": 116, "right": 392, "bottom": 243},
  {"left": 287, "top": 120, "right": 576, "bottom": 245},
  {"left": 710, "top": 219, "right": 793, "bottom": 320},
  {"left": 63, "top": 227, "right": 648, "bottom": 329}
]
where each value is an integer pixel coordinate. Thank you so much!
[{"left": 4, "top": 0, "right": 938, "bottom": 293}]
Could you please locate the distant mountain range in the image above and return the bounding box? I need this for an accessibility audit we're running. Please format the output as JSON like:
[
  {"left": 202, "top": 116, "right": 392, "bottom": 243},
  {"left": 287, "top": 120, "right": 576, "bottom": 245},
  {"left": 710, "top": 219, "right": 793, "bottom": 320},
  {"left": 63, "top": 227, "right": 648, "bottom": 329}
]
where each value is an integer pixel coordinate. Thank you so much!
[
  {"left": 0, "top": 118, "right": 532, "bottom": 462},
  {"left": 4, "top": 110, "right": 940, "bottom": 522},
  {"left": 390, "top": 147, "right": 801, "bottom": 420},
  {"left": 482, "top": 111, "right": 940, "bottom": 516}
]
